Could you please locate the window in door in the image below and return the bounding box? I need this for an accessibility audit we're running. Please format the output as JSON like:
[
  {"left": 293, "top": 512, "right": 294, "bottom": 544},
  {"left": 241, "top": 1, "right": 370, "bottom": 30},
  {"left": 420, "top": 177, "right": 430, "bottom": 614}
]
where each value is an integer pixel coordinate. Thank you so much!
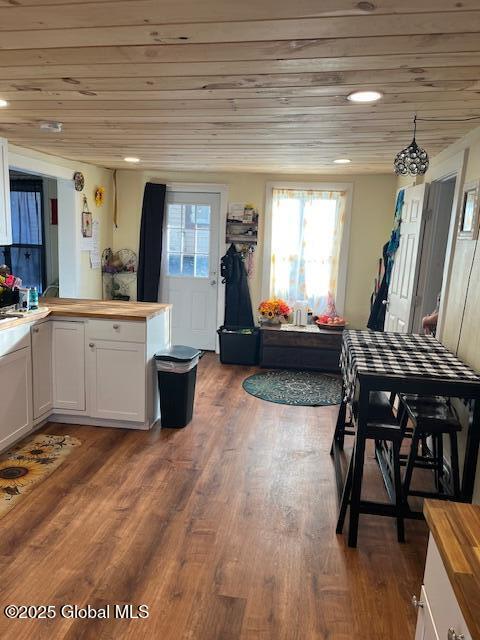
[
  {"left": 166, "top": 202, "right": 210, "bottom": 278},
  {"left": 0, "top": 178, "right": 46, "bottom": 292},
  {"left": 267, "top": 187, "right": 347, "bottom": 313}
]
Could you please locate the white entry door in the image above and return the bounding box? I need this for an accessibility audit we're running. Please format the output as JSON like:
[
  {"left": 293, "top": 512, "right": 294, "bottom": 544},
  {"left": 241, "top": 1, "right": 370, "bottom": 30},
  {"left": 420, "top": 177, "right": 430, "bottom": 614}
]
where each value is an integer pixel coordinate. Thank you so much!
[
  {"left": 385, "top": 183, "right": 429, "bottom": 333},
  {"left": 160, "top": 191, "right": 220, "bottom": 350}
]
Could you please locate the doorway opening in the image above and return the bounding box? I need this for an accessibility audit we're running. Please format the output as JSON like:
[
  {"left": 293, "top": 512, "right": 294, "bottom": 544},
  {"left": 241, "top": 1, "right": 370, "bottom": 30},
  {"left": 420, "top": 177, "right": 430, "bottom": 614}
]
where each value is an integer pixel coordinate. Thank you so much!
[
  {"left": 412, "top": 176, "right": 456, "bottom": 334},
  {"left": 0, "top": 169, "right": 59, "bottom": 297},
  {"left": 385, "top": 176, "right": 457, "bottom": 335}
]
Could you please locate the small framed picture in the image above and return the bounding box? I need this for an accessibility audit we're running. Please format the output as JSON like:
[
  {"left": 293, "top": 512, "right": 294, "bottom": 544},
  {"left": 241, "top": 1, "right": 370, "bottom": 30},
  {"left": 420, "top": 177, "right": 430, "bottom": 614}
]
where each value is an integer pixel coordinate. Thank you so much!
[
  {"left": 458, "top": 180, "right": 480, "bottom": 240},
  {"left": 82, "top": 210, "right": 93, "bottom": 238}
]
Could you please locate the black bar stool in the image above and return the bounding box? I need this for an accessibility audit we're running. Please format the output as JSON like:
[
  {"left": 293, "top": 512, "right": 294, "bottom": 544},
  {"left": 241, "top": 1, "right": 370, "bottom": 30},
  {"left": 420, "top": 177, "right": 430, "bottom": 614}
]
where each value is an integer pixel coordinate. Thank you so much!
[
  {"left": 335, "top": 392, "right": 405, "bottom": 545},
  {"left": 330, "top": 389, "right": 397, "bottom": 453},
  {"left": 399, "top": 394, "right": 461, "bottom": 501}
]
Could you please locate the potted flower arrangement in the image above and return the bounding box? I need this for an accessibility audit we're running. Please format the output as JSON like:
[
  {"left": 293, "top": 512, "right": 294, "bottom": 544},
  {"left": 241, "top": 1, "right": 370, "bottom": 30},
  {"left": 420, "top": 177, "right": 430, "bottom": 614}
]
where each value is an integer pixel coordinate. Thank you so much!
[
  {"left": 258, "top": 297, "right": 291, "bottom": 325},
  {"left": 0, "top": 266, "right": 21, "bottom": 308}
]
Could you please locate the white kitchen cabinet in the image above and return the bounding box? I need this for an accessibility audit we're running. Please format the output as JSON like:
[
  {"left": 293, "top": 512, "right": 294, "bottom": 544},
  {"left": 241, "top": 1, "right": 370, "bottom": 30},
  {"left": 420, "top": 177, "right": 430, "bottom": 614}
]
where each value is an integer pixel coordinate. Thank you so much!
[
  {"left": 414, "top": 587, "right": 439, "bottom": 640},
  {"left": 31, "top": 321, "right": 53, "bottom": 420},
  {"left": 423, "top": 598, "right": 440, "bottom": 640},
  {"left": 86, "top": 339, "right": 146, "bottom": 422},
  {"left": 0, "top": 307, "right": 170, "bottom": 442},
  {"left": 414, "top": 534, "right": 472, "bottom": 640},
  {"left": 0, "top": 346, "right": 32, "bottom": 450},
  {"left": 0, "top": 137, "right": 12, "bottom": 246},
  {"left": 52, "top": 320, "right": 85, "bottom": 411}
]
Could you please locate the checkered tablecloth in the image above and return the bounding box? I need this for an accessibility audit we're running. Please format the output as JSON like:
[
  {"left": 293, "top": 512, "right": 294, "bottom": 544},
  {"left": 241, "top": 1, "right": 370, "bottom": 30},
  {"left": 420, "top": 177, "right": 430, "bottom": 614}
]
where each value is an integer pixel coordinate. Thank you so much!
[{"left": 341, "top": 330, "right": 480, "bottom": 400}]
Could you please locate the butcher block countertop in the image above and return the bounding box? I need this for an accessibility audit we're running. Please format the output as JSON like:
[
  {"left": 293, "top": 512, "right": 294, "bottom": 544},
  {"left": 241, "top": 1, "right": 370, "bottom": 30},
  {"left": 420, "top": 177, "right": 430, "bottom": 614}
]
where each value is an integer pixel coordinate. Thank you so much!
[
  {"left": 424, "top": 499, "right": 480, "bottom": 640},
  {"left": 44, "top": 298, "right": 171, "bottom": 320},
  {"left": 0, "top": 298, "right": 170, "bottom": 331}
]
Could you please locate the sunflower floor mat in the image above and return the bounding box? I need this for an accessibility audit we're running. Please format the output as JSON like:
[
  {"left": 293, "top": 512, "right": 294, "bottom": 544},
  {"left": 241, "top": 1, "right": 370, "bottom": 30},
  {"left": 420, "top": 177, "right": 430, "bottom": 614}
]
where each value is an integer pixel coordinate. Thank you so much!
[{"left": 0, "top": 434, "right": 81, "bottom": 519}]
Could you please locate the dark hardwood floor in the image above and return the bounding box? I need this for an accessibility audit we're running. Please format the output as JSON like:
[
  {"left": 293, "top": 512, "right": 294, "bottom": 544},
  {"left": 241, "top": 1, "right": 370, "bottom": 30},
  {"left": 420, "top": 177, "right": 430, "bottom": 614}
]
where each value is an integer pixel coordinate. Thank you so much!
[{"left": 0, "top": 353, "right": 428, "bottom": 639}]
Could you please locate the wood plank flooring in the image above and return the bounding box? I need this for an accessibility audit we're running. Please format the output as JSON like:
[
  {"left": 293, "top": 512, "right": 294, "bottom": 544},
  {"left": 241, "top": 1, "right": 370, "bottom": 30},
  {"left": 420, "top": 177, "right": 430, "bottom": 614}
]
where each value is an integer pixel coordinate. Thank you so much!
[{"left": 0, "top": 354, "right": 428, "bottom": 639}]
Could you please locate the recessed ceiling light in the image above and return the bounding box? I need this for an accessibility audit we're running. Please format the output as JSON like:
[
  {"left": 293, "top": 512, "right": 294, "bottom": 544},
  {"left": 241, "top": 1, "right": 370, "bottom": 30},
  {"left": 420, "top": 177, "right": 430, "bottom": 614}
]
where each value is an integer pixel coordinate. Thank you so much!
[
  {"left": 334, "top": 158, "right": 351, "bottom": 164},
  {"left": 347, "top": 90, "right": 383, "bottom": 103},
  {"left": 124, "top": 157, "right": 140, "bottom": 163},
  {"left": 0, "top": 99, "right": 8, "bottom": 108}
]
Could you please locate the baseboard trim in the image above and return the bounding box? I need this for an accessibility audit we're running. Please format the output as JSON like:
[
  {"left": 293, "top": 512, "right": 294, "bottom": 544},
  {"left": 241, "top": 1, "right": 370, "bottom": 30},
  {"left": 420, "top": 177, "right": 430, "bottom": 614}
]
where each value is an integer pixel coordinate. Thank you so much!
[{"left": 49, "top": 413, "right": 154, "bottom": 431}]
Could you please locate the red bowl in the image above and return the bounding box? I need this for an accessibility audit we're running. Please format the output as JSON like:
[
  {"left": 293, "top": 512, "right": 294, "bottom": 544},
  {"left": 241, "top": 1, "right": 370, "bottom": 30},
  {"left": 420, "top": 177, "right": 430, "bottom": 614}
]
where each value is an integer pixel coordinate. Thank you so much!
[{"left": 315, "top": 320, "right": 348, "bottom": 330}]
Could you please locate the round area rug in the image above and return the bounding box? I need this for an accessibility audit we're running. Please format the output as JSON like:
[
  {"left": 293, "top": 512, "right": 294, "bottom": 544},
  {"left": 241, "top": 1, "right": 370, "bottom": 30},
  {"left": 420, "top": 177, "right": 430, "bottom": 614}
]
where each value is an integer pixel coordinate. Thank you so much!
[{"left": 242, "top": 370, "right": 342, "bottom": 406}]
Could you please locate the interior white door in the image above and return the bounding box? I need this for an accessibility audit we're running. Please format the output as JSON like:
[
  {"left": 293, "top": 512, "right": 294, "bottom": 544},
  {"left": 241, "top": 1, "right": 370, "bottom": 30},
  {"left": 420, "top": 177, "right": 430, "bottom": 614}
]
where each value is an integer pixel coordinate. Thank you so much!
[
  {"left": 160, "top": 191, "right": 220, "bottom": 350},
  {"left": 385, "top": 184, "right": 428, "bottom": 333}
]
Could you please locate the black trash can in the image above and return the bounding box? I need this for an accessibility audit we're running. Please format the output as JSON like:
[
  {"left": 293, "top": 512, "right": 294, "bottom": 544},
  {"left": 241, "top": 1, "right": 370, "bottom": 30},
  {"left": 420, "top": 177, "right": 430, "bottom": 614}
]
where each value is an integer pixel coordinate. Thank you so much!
[
  {"left": 155, "top": 345, "right": 202, "bottom": 428},
  {"left": 217, "top": 326, "right": 259, "bottom": 365}
]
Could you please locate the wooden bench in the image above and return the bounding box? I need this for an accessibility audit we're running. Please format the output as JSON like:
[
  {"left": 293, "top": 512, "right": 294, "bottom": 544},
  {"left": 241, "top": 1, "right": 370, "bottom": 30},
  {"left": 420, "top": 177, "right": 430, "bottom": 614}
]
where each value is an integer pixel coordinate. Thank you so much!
[{"left": 259, "top": 324, "right": 343, "bottom": 372}]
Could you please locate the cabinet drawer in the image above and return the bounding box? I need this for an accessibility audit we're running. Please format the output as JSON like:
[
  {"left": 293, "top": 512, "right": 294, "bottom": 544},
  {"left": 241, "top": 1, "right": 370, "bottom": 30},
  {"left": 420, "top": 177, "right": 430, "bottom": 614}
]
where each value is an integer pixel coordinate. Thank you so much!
[
  {"left": 0, "top": 323, "right": 30, "bottom": 358},
  {"left": 424, "top": 536, "right": 472, "bottom": 640},
  {"left": 85, "top": 319, "right": 145, "bottom": 343}
]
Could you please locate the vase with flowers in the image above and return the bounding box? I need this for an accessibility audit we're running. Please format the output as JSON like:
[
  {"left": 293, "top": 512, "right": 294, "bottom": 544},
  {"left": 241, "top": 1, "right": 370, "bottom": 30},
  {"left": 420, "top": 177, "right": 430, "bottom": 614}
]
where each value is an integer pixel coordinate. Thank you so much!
[{"left": 258, "top": 297, "right": 291, "bottom": 325}]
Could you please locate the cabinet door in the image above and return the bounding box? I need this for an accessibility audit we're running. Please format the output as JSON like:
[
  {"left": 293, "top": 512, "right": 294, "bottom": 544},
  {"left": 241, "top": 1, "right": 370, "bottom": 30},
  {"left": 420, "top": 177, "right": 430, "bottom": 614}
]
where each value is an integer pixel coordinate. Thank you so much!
[
  {"left": 424, "top": 536, "right": 472, "bottom": 640},
  {"left": 415, "top": 598, "right": 425, "bottom": 640},
  {"left": 52, "top": 321, "right": 85, "bottom": 411},
  {"left": 86, "top": 340, "right": 145, "bottom": 422},
  {"left": 423, "top": 609, "right": 439, "bottom": 640},
  {"left": 31, "top": 322, "right": 53, "bottom": 419},
  {"left": 0, "top": 138, "right": 12, "bottom": 246},
  {"left": 415, "top": 587, "right": 440, "bottom": 640},
  {"left": 0, "top": 347, "right": 32, "bottom": 450}
]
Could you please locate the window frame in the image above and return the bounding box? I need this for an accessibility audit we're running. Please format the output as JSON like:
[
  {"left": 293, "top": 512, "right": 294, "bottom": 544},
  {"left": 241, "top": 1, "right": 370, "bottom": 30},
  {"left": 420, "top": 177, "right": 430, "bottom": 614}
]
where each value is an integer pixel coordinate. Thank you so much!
[
  {"left": 165, "top": 201, "right": 212, "bottom": 279},
  {"left": 262, "top": 181, "right": 353, "bottom": 316},
  {"left": 1, "top": 178, "right": 47, "bottom": 293}
]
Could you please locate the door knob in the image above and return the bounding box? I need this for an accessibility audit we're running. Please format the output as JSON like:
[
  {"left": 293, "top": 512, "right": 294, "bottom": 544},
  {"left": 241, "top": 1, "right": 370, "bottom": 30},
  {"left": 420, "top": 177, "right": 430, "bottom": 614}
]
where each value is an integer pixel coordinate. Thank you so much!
[
  {"left": 33, "top": 327, "right": 39, "bottom": 333},
  {"left": 210, "top": 279, "right": 217, "bottom": 286},
  {"left": 89, "top": 342, "right": 95, "bottom": 348},
  {"left": 448, "top": 629, "right": 464, "bottom": 640},
  {"left": 411, "top": 595, "right": 423, "bottom": 609}
]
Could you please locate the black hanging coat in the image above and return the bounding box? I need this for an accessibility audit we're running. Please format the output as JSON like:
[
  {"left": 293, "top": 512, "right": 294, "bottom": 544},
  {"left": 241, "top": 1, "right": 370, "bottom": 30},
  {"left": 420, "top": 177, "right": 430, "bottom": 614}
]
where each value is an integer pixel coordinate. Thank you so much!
[
  {"left": 367, "top": 242, "right": 389, "bottom": 332},
  {"left": 220, "top": 244, "right": 254, "bottom": 327}
]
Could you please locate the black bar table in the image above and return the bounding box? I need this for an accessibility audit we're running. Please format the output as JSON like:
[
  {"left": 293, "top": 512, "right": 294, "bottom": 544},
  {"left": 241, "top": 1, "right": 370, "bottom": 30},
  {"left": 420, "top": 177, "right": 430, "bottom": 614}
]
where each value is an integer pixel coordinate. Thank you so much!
[{"left": 333, "top": 330, "right": 480, "bottom": 547}]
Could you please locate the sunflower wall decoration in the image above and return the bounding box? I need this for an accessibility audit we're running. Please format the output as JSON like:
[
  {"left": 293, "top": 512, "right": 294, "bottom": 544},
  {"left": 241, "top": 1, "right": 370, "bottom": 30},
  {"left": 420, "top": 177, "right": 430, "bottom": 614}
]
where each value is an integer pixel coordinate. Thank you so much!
[{"left": 95, "top": 185, "right": 105, "bottom": 207}]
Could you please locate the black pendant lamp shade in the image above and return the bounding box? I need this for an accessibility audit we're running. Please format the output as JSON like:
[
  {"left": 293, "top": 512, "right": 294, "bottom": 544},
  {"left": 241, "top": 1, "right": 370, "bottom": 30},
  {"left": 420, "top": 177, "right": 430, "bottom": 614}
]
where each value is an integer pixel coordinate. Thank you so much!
[{"left": 394, "top": 114, "right": 429, "bottom": 176}]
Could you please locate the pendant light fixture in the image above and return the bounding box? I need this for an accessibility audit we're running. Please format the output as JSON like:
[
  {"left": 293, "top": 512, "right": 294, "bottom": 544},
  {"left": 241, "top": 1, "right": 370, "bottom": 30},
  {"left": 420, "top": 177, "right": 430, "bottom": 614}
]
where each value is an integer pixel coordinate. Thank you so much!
[{"left": 394, "top": 114, "right": 429, "bottom": 176}]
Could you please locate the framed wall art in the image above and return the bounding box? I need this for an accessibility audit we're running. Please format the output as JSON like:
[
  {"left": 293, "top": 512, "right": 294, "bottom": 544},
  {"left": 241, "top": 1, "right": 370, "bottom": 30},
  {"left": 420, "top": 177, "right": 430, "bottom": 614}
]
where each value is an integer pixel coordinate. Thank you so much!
[
  {"left": 82, "top": 195, "right": 93, "bottom": 238},
  {"left": 458, "top": 180, "right": 480, "bottom": 240}
]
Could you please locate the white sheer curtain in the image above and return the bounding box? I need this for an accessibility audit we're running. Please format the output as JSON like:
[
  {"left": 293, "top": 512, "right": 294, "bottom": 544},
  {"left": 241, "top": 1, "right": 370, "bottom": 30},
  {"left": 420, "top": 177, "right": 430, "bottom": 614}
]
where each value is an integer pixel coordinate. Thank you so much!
[{"left": 269, "top": 188, "right": 346, "bottom": 313}]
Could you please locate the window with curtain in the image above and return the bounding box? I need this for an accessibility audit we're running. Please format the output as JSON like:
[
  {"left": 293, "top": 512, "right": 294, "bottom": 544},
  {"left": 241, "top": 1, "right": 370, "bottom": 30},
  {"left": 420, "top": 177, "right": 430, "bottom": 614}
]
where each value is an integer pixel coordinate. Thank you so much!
[
  {"left": 269, "top": 188, "right": 347, "bottom": 313},
  {"left": 0, "top": 179, "right": 46, "bottom": 293}
]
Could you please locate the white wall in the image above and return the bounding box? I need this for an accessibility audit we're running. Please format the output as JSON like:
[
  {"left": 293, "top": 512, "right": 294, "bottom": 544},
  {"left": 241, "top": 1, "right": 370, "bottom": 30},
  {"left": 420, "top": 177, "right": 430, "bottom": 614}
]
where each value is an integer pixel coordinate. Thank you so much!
[{"left": 8, "top": 143, "right": 114, "bottom": 299}]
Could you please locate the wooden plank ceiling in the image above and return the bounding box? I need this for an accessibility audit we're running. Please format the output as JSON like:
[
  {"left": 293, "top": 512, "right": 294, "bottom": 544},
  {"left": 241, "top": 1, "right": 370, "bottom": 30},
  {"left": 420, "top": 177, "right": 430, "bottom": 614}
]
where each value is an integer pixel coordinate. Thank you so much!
[{"left": 0, "top": 0, "right": 480, "bottom": 173}]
